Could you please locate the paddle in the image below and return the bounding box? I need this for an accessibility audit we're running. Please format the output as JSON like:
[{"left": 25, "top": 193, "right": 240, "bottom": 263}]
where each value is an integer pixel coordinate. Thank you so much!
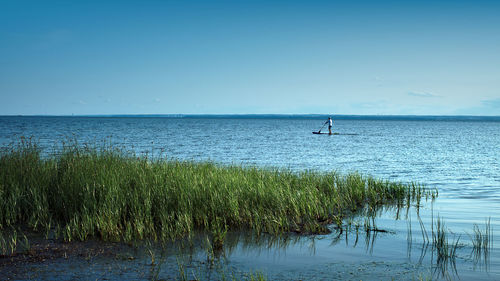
[{"left": 315, "top": 121, "right": 327, "bottom": 134}]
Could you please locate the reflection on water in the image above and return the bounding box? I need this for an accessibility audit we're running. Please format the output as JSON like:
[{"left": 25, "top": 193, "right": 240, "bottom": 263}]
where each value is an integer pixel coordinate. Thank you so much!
[
  {"left": 0, "top": 200, "right": 497, "bottom": 280},
  {"left": 131, "top": 202, "right": 496, "bottom": 280},
  {"left": 174, "top": 202, "right": 493, "bottom": 280}
]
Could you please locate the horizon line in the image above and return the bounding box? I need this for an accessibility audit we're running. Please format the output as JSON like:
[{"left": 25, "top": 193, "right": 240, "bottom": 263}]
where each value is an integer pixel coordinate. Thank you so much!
[{"left": 1, "top": 113, "right": 500, "bottom": 120}]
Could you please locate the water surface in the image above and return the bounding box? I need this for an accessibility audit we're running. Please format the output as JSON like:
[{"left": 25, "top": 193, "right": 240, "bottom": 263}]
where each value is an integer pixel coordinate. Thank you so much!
[{"left": 1, "top": 115, "right": 499, "bottom": 280}]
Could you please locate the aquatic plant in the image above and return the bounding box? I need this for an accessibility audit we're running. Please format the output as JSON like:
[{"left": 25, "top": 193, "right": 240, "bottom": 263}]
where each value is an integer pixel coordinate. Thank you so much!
[
  {"left": 0, "top": 227, "right": 32, "bottom": 256},
  {"left": 471, "top": 218, "right": 492, "bottom": 266},
  {"left": 433, "top": 217, "right": 460, "bottom": 266},
  {"left": 407, "top": 216, "right": 413, "bottom": 259},
  {"left": 0, "top": 138, "right": 435, "bottom": 243},
  {"left": 406, "top": 213, "right": 461, "bottom": 279}
]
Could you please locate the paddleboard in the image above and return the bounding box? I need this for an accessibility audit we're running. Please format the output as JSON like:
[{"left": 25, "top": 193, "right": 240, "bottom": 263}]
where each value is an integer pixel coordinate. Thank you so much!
[
  {"left": 312, "top": 132, "right": 358, "bottom": 135},
  {"left": 312, "top": 132, "right": 339, "bottom": 135}
]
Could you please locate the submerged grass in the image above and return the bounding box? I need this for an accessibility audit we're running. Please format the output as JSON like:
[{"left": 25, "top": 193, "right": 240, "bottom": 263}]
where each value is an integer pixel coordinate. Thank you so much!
[
  {"left": 471, "top": 218, "right": 492, "bottom": 267},
  {"left": 0, "top": 138, "right": 435, "bottom": 242},
  {"left": 433, "top": 216, "right": 460, "bottom": 269}
]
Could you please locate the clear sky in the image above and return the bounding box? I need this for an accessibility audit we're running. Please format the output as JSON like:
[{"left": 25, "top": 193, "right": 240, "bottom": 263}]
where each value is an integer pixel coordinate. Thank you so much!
[{"left": 1, "top": 0, "right": 499, "bottom": 115}]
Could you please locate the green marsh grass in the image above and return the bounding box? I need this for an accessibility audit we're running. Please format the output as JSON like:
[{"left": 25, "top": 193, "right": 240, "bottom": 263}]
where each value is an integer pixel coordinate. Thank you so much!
[
  {"left": 471, "top": 218, "right": 492, "bottom": 267},
  {"left": 433, "top": 217, "right": 461, "bottom": 268},
  {"left": 0, "top": 138, "right": 435, "bottom": 243},
  {"left": 406, "top": 213, "right": 462, "bottom": 279}
]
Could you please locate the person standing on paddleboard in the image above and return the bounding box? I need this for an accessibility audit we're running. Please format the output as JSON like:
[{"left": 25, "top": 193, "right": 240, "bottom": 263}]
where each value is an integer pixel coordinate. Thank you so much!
[{"left": 326, "top": 117, "right": 333, "bottom": 135}]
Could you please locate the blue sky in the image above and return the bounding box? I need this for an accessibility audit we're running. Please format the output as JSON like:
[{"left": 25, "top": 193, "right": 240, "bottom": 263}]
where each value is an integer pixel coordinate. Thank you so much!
[{"left": 1, "top": 0, "right": 499, "bottom": 115}]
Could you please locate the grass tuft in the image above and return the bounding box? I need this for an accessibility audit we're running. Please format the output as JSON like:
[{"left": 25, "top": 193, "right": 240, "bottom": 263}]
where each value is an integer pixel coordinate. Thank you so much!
[
  {"left": 471, "top": 217, "right": 492, "bottom": 266},
  {"left": 0, "top": 138, "right": 435, "bottom": 243}
]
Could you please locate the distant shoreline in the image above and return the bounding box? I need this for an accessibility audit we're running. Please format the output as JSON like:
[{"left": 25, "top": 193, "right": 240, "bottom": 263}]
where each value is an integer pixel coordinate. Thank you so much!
[{"left": 1, "top": 114, "right": 500, "bottom": 121}]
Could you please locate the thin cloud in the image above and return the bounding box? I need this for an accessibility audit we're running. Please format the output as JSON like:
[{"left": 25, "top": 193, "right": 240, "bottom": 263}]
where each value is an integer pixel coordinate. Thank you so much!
[
  {"left": 481, "top": 98, "right": 500, "bottom": 108},
  {"left": 72, "top": 100, "right": 87, "bottom": 105},
  {"left": 408, "top": 91, "right": 440, "bottom": 98},
  {"left": 373, "top": 76, "right": 383, "bottom": 87},
  {"left": 454, "top": 97, "right": 500, "bottom": 115}
]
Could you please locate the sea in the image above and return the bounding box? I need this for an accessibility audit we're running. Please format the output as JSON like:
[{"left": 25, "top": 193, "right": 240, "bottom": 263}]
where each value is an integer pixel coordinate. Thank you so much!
[{"left": 1, "top": 115, "right": 499, "bottom": 280}]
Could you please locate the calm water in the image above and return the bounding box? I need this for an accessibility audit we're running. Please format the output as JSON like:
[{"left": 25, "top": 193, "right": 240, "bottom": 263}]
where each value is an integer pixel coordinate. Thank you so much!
[{"left": 1, "top": 116, "right": 499, "bottom": 280}]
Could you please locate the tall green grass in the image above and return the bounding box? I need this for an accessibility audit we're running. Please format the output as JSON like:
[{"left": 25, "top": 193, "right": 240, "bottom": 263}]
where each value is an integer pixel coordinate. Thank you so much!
[
  {"left": 0, "top": 138, "right": 435, "bottom": 242},
  {"left": 471, "top": 218, "right": 492, "bottom": 266}
]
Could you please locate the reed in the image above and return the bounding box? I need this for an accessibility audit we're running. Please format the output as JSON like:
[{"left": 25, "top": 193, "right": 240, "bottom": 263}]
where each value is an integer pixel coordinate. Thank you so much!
[
  {"left": 471, "top": 218, "right": 492, "bottom": 264},
  {"left": 0, "top": 138, "right": 435, "bottom": 242},
  {"left": 421, "top": 215, "right": 460, "bottom": 278}
]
